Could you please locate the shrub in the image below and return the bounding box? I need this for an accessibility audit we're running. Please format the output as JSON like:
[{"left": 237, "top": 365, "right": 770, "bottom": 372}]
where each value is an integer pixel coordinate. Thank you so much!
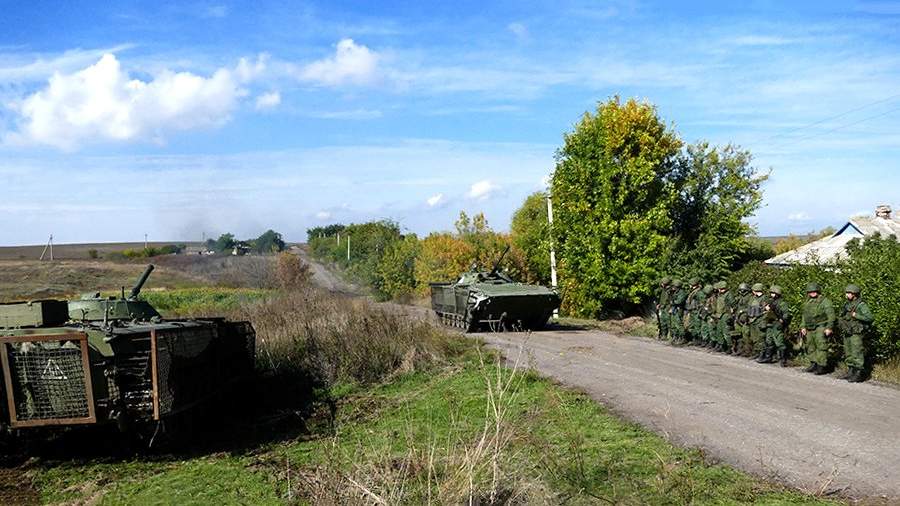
[
  {"left": 274, "top": 251, "right": 312, "bottom": 289},
  {"left": 87, "top": 249, "right": 99, "bottom": 259}
]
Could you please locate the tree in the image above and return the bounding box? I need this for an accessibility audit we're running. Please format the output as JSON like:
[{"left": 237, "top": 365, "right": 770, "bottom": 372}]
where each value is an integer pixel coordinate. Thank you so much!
[
  {"left": 510, "top": 192, "right": 551, "bottom": 284},
  {"left": 214, "top": 233, "right": 236, "bottom": 253},
  {"left": 552, "top": 96, "right": 682, "bottom": 316},
  {"left": 254, "top": 229, "right": 286, "bottom": 253},
  {"left": 413, "top": 233, "right": 475, "bottom": 296},
  {"left": 376, "top": 234, "right": 420, "bottom": 300},
  {"left": 665, "top": 142, "right": 768, "bottom": 279}
]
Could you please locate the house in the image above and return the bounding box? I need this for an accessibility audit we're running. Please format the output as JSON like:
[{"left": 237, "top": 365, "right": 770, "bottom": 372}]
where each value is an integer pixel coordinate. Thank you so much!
[{"left": 766, "top": 205, "right": 900, "bottom": 266}]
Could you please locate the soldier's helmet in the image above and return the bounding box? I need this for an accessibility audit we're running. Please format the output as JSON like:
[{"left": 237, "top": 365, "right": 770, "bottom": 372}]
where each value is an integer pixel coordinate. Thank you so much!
[
  {"left": 769, "top": 285, "right": 783, "bottom": 296},
  {"left": 752, "top": 282, "right": 765, "bottom": 292},
  {"left": 689, "top": 277, "right": 701, "bottom": 286},
  {"left": 806, "top": 282, "right": 821, "bottom": 293},
  {"left": 738, "top": 282, "right": 750, "bottom": 291},
  {"left": 714, "top": 280, "right": 727, "bottom": 290},
  {"left": 845, "top": 284, "right": 861, "bottom": 294},
  {"left": 672, "top": 279, "right": 683, "bottom": 287},
  {"left": 660, "top": 276, "right": 671, "bottom": 285},
  {"left": 703, "top": 284, "right": 713, "bottom": 294}
]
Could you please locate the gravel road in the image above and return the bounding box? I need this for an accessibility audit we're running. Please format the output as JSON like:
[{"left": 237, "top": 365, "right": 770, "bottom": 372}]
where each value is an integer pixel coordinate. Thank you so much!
[{"left": 482, "top": 328, "right": 900, "bottom": 500}]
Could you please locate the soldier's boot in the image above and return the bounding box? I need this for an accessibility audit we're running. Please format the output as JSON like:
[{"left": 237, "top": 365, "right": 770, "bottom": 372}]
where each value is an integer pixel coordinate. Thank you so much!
[
  {"left": 848, "top": 368, "right": 865, "bottom": 383},
  {"left": 814, "top": 363, "right": 829, "bottom": 375},
  {"left": 731, "top": 341, "right": 739, "bottom": 355},
  {"left": 804, "top": 362, "right": 818, "bottom": 373},
  {"left": 757, "top": 346, "right": 775, "bottom": 364},
  {"left": 778, "top": 349, "right": 788, "bottom": 367},
  {"left": 754, "top": 348, "right": 767, "bottom": 363},
  {"left": 839, "top": 368, "right": 853, "bottom": 380}
]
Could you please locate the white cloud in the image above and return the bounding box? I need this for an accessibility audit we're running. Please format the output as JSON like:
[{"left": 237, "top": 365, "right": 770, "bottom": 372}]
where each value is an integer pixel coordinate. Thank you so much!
[
  {"left": 297, "top": 38, "right": 379, "bottom": 86},
  {"left": 307, "top": 108, "right": 382, "bottom": 120},
  {"left": 426, "top": 193, "right": 445, "bottom": 207},
  {"left": 255, "top": 91, "right": 281, "bottom": 110},
  {"left": 730, "top": 35, "right": 796, "bottom": 46},
  {"left": 203, "top": 5, "right": 229, "bottom": 18},
  {"left": 6, "top": 53, "right": 246, "bottom": 149},
  {"left": 468, "top": 179, "right": 500, "bottom": 200},
  {"left": 507, "top": 22, "right": 529, "bottom": 41},
  {"left": 235, "top": 54, "right": 269, "bottom": 82},
  {"left": 315, "top": 210, "right": 332, "bottom": 220},
  {"left": 788, "top": 211, "right": 811, "bottom": 222}
]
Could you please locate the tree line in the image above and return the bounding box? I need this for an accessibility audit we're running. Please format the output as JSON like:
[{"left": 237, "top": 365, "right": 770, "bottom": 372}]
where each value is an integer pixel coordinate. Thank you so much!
[
  {"left": 206, "top": 229, "right": 286, "bottom": 254},
  {"left": 308, "top": 96, "right": 899, "bottom": 359}
]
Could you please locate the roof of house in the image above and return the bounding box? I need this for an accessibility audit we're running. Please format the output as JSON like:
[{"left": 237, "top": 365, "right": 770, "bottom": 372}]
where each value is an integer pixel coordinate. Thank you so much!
[{"left": 765, "top": 210, "right": 900, "bottom": 266}]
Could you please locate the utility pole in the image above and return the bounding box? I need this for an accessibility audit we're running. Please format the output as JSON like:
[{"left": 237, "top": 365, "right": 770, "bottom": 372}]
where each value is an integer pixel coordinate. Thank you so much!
[
  {"left": 546, "top": 195, "right": 558, "bottom": 319},
  {"left": 144, "top": 233, "right": 148, "bottom": 249},
  {"left": 347, "top": 235, "right": 350, "bottom": 261},
  {"left": 40, "top": 234, "right": 54, "bottom": 261},
  {"left": 337, "top": 232, "right": 340, "bottom": 245}
]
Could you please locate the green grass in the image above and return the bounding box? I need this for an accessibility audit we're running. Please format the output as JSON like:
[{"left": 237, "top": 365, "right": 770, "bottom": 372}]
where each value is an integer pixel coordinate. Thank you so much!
[
  {"left": 141, "top": 287, "right": 271, "bottom": 316},
  {"left": 31, "top": 355, "right": 834, "bottom": 504}
]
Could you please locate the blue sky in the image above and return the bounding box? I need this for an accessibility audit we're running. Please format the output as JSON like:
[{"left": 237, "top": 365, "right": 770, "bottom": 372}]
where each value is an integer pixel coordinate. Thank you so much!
[{"left": 1, "top": 0, "right": 899, "bottom": 245}]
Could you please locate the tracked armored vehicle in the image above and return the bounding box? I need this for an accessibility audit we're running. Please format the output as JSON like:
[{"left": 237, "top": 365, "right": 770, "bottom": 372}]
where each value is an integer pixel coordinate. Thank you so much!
[
  {"left": 0, "top": 265, "right": 255, "bottom": 438},
  {"left": 430, "top": 247, "right": 561, "bottom": 332}
]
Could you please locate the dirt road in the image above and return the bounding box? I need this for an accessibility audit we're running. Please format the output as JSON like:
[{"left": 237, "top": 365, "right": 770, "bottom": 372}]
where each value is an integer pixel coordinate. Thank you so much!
[{"left": 482, "top": 328, "right": 900, "bottom": 499}]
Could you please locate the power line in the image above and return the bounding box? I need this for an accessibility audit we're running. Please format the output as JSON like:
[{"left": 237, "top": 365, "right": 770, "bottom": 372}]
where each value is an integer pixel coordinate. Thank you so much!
[
  {"left": 771, "top": 103, "right": 900, "bottom": 149},
  {"left": 762, "top": 91, "right": 900, "bottom": 143}
]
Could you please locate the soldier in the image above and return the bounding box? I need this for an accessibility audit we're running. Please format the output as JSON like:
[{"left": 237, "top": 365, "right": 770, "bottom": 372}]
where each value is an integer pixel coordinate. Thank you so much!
[
  {"left": 746, "top": 283, "right": 767, "bottom": 358},
  {"left": 734, "top": 283, "right": 751, "bottom": 355},
  {"left": 669, "top": 279, "right": 687, "bottom": 344},
  {"left": 712, "top": 281, "right": 735, "bottom": 353},
  {"left": 684, "top": 278, "right": 703, "bottom": 344},
  {"left": 759, "top": 285, "right": 791, "bottom": 366},
  {"left": 656, "top": 277, "right": 671, "bottom": 340},
  {"left": 800, "top": 282, "right": 835, "bottom": 375},
  {"left": 700, "top": 284, "right": 715, "bottom": 348},
  {"left": 837, "top": 284, "right": 874, "bottom": 382}
]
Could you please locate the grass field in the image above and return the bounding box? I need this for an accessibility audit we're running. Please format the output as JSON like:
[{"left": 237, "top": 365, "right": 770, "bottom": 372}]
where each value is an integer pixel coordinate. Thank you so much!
[
  {"left": 0, "top": 242, "right": 204, "bottom": 261},
  {"left": 30, "top": 353, "right": 834, "bottom": 505}
]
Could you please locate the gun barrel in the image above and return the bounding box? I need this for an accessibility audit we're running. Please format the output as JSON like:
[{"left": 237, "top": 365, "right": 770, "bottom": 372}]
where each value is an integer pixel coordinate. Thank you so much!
[
  {"left": 129, "top": 264, "right": 155, "bottom": 299},
  {"left": 490, "top": 245, "right": 511, "bottom": 274}
]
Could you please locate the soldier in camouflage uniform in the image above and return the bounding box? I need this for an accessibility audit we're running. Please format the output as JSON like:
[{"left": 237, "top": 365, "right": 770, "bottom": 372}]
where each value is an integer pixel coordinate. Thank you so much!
[
  {"left": 758, "top": 285, "right": 791, "bottom": 366},
  {"left": 669, "top": 279, "right": 687, "bottom": 344},
  {"left": 684, "top": 278, "right": 703, "bottom": 344},
  {"left": 800, "top": 282, "right": 835, "bottom": 375},
  {"left": 746, "top": 283, "right": 767, "bottom": 358},
  {"left": 837, "top": 284, "right": 874, "bottom": 382},
  {"left": 700, "top": 284, "right": 715, "bottom": 347},
  {"left": 656, "top": 277, "right": 672, "bottom": 340},
  {"left": 734, "top": 283, "right": 751, "bottom": 355},
  {"left": 712, "top": 281, "right": 736, "bottom": 353}
]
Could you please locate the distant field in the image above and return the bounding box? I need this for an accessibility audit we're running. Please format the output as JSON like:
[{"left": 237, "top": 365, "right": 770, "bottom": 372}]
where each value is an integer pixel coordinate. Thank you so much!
[
  {"left": 0, "top": 241, "right": 204, "bottom": 260},
  {"left": 0, "top": 260, "right": 208, "bottom": 301}
]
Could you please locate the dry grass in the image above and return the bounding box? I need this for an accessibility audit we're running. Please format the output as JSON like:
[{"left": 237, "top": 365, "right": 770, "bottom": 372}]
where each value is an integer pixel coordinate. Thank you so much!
[{"left": 289, "top": 349, "right": 551, "bottom": 505}]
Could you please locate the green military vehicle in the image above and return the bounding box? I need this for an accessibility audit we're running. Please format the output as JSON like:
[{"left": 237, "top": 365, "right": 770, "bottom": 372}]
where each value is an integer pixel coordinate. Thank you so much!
[
  {"left": 430, "top": 247, "right": 561, "bottom": 332},
  {"left": 0, "top": 265, "right": 254, "bottom": 441}
]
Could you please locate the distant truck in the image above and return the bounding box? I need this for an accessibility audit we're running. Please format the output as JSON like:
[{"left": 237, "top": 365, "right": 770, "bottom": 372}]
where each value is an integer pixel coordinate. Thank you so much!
[{"left": 429, "top": 246, "right": 561, "bottom": 332}]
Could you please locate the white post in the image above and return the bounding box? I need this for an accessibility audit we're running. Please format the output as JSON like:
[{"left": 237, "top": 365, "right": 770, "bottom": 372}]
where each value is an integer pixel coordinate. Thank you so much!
[
  {"left": 144, "top": 233, "right": 148, "bottom": 249},
  {"left": 546, "top": 195, "right": 558, "bottom": 319},
  {"left": 337, "top": 232, "right": 340, "bottom": 245},
  {"left": 347, "top": 235, "right": 350, "bottom": 261},
  {"left": 50, "top": 234, "right": 53, "bottom": 261}
]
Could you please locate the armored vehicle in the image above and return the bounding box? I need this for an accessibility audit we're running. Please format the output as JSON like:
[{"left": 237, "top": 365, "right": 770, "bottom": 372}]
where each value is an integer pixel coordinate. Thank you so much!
[
  {"left": 430, "top": 247, "right": 561, "bottom": 332},
  {"left": 0, "top": 265, "right": 255, "bottom": 439}
]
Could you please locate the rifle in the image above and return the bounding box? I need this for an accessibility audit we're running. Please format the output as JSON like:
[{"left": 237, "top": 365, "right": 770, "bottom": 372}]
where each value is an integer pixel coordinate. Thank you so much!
[{"left": 489, "top": 245, "right": 511, "bottom": 277}]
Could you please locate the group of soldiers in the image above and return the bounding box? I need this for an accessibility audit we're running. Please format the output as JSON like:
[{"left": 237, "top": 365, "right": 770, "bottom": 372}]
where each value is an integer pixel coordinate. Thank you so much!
[{"left": 655, "top": 277, "right": 875, "bottom": 383}]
